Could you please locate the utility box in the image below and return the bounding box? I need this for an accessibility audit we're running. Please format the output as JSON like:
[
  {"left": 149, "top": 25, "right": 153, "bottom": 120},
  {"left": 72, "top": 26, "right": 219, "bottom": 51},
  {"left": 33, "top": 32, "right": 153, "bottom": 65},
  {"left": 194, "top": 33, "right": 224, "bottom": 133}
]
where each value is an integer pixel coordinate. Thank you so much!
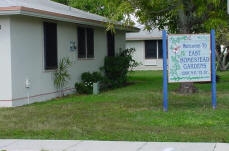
[{"left": 93, "top": 82, "right": 99, "bottom": 95}]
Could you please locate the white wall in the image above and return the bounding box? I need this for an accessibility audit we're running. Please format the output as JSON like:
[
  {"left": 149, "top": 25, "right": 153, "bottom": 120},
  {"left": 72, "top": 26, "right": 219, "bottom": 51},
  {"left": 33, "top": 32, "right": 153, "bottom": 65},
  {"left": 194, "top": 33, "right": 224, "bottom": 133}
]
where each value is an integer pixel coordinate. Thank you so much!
[
  {"left": 10, "top": 16, "right": 53, "bottom": 106},
  {"left": 126, "top": 40, "right": 163, "bottom": 70},
  {"left": 115, "top": 31, "right": 126, "bottom": 52},
  {"left": 0, "top": 16, "right": 13, "bottom": 107},
  {"left": 8, "top": 15, "right": 126, "bottom": 107}
]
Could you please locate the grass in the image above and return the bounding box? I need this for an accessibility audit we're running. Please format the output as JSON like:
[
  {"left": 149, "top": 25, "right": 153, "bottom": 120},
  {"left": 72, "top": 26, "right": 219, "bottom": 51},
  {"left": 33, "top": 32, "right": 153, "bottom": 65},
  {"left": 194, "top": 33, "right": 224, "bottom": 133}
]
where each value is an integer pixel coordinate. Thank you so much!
[{"left": 0, "top": 70, "right": 229, "bottom": 142}]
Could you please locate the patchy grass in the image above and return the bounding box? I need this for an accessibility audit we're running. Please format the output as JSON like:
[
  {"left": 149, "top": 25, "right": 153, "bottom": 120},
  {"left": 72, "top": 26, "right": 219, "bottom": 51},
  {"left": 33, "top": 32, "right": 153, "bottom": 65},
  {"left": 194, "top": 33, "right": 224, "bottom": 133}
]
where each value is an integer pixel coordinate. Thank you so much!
[{"left": 0, "top": 71, "right": 229, "bottom": 142}]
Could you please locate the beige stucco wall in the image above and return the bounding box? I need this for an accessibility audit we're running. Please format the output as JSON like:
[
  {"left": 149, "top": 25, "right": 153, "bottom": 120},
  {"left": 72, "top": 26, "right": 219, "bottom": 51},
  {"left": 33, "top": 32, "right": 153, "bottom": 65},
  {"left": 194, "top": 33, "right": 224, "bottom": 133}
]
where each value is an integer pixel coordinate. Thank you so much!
[
  {"left": 0, "top": 16, "right": 13, "bottom": 107},
  {"left": 2, "top": 15, "right": 126, "bottom": 107}
]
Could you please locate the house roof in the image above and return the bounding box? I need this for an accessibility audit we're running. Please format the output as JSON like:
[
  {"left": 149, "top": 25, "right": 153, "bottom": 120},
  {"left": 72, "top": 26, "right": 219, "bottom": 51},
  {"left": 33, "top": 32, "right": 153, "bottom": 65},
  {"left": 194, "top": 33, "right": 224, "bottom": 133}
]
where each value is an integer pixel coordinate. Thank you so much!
[
  {"left": 126, "top": 28, "right": 162, "bottom": 40},
  {"left": 0, "top": 0, "right": 138, "bottom": 32}
]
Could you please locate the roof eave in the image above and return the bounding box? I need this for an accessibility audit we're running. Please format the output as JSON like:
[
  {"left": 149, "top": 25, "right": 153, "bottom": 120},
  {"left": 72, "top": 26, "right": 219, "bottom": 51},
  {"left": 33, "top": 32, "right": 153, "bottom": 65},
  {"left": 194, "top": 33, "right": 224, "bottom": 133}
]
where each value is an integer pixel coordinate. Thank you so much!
[
  {"left": 0, "top": 6, "right": 139, "bottom": 32},
  {"left": 124, "top": 27, "right": 140, "bottom": 32},
  {"left": 126, "top": 37, "right": 162, "bottom": 41},
  {"left": 0, "top": 6, "right": 107, "bottom": 27}
]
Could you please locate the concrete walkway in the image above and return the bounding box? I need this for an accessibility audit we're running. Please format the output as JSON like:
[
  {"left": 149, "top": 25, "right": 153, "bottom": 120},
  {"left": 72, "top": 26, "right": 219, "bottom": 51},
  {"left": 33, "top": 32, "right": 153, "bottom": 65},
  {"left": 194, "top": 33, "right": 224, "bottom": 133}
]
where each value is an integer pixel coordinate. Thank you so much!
[{"left": 0, "top": 139, "right": 228, "bottom": 151}]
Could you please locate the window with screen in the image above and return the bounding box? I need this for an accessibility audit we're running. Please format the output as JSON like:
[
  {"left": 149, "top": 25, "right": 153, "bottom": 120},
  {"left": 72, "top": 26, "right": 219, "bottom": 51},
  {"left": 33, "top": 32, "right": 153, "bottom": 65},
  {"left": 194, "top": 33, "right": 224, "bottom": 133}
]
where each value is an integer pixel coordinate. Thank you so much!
[
  {"left": 77, "top": 27, "right": 94, "bottom": 59},
  {"left": 145, "top": 40, "right": 157, "bottom": 59},
  {"left": 43, "top": 22, "right": 57, "bottom": 70},
  {"left": 158, "top": 40, "right": 163, "bottom": 58}
]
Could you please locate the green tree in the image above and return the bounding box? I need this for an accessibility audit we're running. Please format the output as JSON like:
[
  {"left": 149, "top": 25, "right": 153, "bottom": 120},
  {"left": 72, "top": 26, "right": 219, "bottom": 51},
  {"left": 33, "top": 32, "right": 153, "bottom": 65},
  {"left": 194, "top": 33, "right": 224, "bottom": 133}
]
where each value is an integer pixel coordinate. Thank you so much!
[
  {"left": 52, "top": 0, "right": 124, "bottom": 20},
  {"left": 52, "top": 0, "right": 228, "bottom": 34},
  {"left": 136, "top": 0, "right": 227, "bottom": 32},
  {"left": 52, "top": 0, "right": 130, "bottom": 31},
  {"left": 216, "top": 25, "right": 229, "bottom": 71},
  {"left": 69, "top": 0, "right": 108, "bottom": 17}
]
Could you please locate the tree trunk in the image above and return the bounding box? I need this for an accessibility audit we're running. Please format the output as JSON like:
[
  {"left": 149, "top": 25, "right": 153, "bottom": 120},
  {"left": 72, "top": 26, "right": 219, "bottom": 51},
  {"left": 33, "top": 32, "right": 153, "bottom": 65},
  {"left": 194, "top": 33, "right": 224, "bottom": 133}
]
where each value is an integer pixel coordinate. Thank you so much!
[
  {"left": 216, "top": 47, "right": 229, "bottom": 71},
  {"left": 176, "top": 82, "right": 197, "bottom": 94},
  {"left": 177, "top": 0, "right": 197, "bottom": 94}
]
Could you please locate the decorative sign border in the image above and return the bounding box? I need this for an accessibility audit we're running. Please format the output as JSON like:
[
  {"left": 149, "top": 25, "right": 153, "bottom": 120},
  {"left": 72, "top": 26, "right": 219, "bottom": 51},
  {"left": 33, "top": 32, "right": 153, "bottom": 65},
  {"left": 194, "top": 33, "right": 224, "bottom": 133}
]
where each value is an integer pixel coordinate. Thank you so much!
[{"left": 168, "top": 34, "right": 211, "bottom": 83}]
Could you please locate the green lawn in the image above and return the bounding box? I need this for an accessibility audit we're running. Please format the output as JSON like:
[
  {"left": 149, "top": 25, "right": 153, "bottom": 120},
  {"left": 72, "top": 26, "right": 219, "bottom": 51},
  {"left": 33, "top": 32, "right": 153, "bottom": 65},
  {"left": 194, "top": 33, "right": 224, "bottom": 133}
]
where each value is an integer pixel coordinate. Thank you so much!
[{"left": 0, "top": 71, "right": 229, "bottom": 142}]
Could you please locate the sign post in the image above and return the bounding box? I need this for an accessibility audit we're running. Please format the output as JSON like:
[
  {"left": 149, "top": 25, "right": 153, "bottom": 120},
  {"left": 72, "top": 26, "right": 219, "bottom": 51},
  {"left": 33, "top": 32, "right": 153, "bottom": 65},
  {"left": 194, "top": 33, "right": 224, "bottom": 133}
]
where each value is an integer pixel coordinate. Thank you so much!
[
  {"left": 162, "top": 30, "right": 168, "bottom": 112},
  {"left": 211, "top": 30, "right": 217, "bottom": 109},
  {"left": 162, "top": 30, "right": 217, "bottom": 111}
]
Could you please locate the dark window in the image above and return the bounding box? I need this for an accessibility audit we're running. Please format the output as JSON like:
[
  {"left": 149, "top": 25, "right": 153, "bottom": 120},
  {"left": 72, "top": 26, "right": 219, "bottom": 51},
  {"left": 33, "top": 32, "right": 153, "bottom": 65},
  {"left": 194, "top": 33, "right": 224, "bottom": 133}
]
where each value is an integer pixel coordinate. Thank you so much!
[
  {"left": 77, "top": 27, "right": 94, "bottom": 58},
  {"left": 158, "top": 40, "right": 163, "bottom": 58},
  {"left": 145, "top": 40, "right": 157, "bottom": 59},
  {"left": 78, "top": 27, "right": 86, "bottom": 58},
  {"left": 43, "top": 22, "right": 57, "bottom": 70},
  {"left": 107, "top": 31, "right": 115, "bottom": 57},
  {"left": 87, "top": 28, "right": 94, "bottom": 58}
]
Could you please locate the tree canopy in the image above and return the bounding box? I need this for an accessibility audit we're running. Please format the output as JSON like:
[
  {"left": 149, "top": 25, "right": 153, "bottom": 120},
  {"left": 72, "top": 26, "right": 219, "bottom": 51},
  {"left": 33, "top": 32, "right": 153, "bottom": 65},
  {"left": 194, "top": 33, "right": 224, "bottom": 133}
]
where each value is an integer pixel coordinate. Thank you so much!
[
  {"left": 117, "top": 0, "right": 228, "bottom": 34},
  {"left": 52, "top": 0, "right": 125, "bottom": 21},
  {"left": 53, "top": 0, "right": 229, "bottom": 34}
]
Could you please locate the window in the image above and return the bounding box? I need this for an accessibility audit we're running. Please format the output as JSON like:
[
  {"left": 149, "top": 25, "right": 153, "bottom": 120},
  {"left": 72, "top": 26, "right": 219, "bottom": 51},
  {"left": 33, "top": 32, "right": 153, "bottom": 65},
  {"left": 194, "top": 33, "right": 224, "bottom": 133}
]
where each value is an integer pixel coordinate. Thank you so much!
[
  {"left": 43, "top": 22, "right": 57, "bottom": 70},
  {"left": 77, "top": 27, "right": 94, "bottom": 59},
  {"left": 145, "top": 40, "right": 163, "bottom": 59},
  {"left": 107, "top": 31, "right": 115, "bottom": 57},
  {"left": 87, "top": 28, "right": 94, "bottom": 58},
  {"left": 145, "top": 40, "right": 157, "bottom": 59},
  {"left": 158, "top": 40, "right": 163, "bottom": 59},
  {"left": 78, "top": 27, "right": 86, "bottom": 58}
]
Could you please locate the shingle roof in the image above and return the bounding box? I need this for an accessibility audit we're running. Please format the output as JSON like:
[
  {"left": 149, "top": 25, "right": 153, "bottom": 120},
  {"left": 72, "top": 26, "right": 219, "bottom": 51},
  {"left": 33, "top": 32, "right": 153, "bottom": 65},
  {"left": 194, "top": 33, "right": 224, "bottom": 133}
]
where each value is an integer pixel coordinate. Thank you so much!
[{"left": 0, "top": 0, "right": 138, "bottom": 31}]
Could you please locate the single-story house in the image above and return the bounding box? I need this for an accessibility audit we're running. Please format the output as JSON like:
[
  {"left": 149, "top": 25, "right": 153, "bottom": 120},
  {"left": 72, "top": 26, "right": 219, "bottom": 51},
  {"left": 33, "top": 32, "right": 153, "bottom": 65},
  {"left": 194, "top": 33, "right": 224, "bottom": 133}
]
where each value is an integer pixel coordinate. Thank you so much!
[
  {"left": 0, "top": 0, "right": 138, "bottom": 107},
  {"left": 126, "top": 28, "right": 163, "bottom": 70}
]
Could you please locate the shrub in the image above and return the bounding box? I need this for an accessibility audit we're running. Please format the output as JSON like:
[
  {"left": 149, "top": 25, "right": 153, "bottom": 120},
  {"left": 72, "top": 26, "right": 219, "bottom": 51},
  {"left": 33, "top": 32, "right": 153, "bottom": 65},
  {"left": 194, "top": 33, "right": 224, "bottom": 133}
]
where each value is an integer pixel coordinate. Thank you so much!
[
  {"left": 75, "top": 82, "right": 92, "bottom": 94},
  {"left": 54, "top": 57, "right": 72, "bottom": 97},
  {"left": 101, "top": 48, "right": 138, "bottom": 89},
  {"left": 75, "top": 71, "right": 102, "bottom": 94},
  {"left": 81, "top": 72, "right": 103, "bottom": 83}
]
